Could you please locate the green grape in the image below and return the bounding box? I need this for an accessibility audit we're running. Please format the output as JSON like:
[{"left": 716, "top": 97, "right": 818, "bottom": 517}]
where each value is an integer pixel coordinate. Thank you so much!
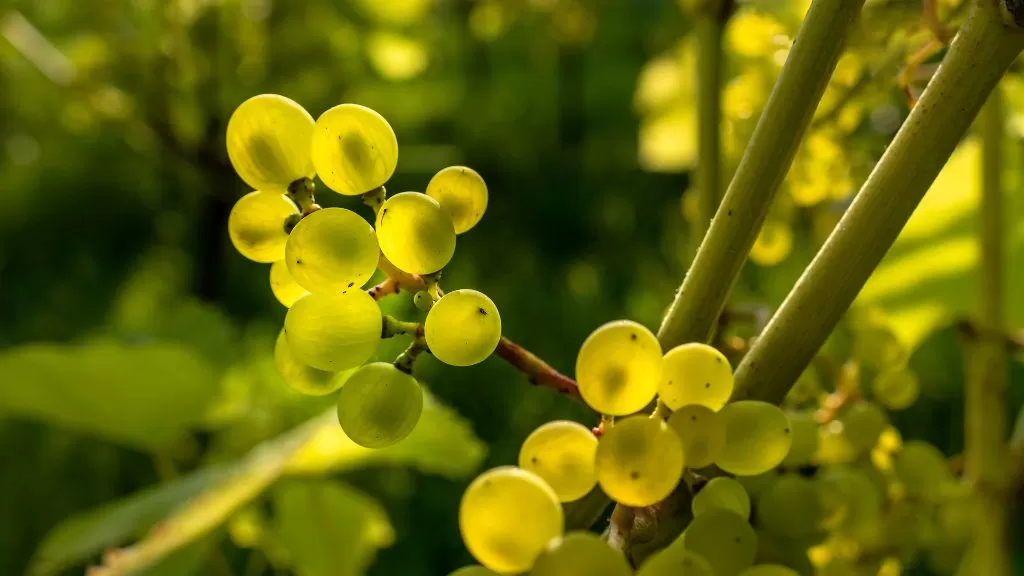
[
  {"left": 447, "top": 566, "right": 499, "bottom": 576},
  {"left": 682, "top": 508, "right": 758, "bottom": 576},
  {"left": 283, "top": 290, "right": 382, "bottom": 371},
  {"left": 815, "top": 420, "right": 858, "bottom": 464},
  {"left": 376, "top": 192, "right": 456, "bottom": 274},
  {"left": 424, "top": 289, "right": 501, "bottom": 366},
  {"left": 659, "top": 342, "right": 734, "bottom": 411},
  {"left": 637, "top": 544, "right": 715, "bottom": 576},
  {"left": 269, "top": 260, "right": 308, "bottom": 307},
  {"left": 531, "top": 532, "right": 632, "bottom": 576},
  {"left": 741, "top": 566, "right": 800, "bottom": 576},
  {"left": 756, "top": 473, "right": 822, "bottom": 540},
  {"left": 519, "top": 420, "right": 598, "bottom": 502},
  {"left": 228, "top": 191, "right": 299, "bottom": 263},
  {"left": 425, "top": 165, "right": 488, "bottom": 234},
  {"left": 781, "top": 411, "right": 818, "bottom": 467},
  {"left": 226, "top": 94, "right": 315, "bottom": 191},
  {"left": 284, "top": 207, "right": 379, "bottom": 294},
  {"left": 872, "top": 366, "right": 919, "bottom": 410},
  {"left": 785, "top": 367, "right": 822, "bottom": 407},
  {"left": 413, "top": 290, "right": 433, "bottom": 311},
  {"left": 735, "top": 471, "right": 777, "bottom": 499},
  {"left": 594, "top": 415, "right": 683, "bottom": 506},
  {"left": 838, "top": 401, "right": 889, "bottom": 453},
  {"left": 693, "top": 476, "right": 750, "bottom": 519},
  {"left": 273, "top": 330, "right": 351, "bottom": 395},
  {"left": 816, "top": 465, "right": 883, "bottom": 537},
  {"left": 892, "top": 440, "right": 952, "bottom": 498},
  {"left": 336, "top": 362, "right": 423, "bottom": 448},
  {"left": 311, "top": 103, "right": 398, "bottom": 196},
  {"left": 715, "top": 401, "right": 793, "bottom": 476},
  {"left": 852, "top": 324, "right": 906, "bottom": 370},
  {"left": 459, "top": 466, "right": 564, "bottom": 574},
  {"left": 667, "top": 404, "right": 726, "bottom": 469},
  {"left": 575, "top": 320, "right": 663, "bottom": 415}
]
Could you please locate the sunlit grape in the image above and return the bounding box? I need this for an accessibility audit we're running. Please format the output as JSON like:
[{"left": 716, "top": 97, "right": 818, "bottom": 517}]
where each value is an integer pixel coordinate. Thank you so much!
[
  {"left": 893, "top": 441, "right": 952, "bottom": 498},
  {"left": 425, "top": 289, "right": 501, "bottom": 366},
  {"left": 659, "top": 342, "right": 733, "bottom": 411},
  {"left": 426, "top": 165, "right": 488, "bottom": 234},
  {"left": 637, "top": 544, "right": 715, "bottom": 576},
  {"left": 757, "top": 473, "right": 822, "bottom": 540},
  {"left": 531, "top": 532, "right": 632, "bottom": 576},
  {"left": 273, "top": 330, "right": 350, "bottom": 395},
  {"left": 692, "top": 476, "right": 750, "bottom": 519},
  {"left": 715, "top": 401, "right": 792, "bottom": 476},
  {"left": 839, "top": 401, "right": 889, "bottom": 453},
  {"left": 667, "top": 404, "right": 725, "bottom": 469},
  {"left": 269, "top": 260, "right": 308, "bottom": 307},
  {"left": 595, "top": 415, "right": 683, "bottom": 506},
  {"left": 447, "top": 566, "right": 499, "bottom": 576},
  {"left": 576, "top": 320, "right": 663, "bottom": 415},
  {"left": 873, "top": 366, "right": 919, "bottom": 410},
  {"left": 781, "top": 411, "right": 818, "bottom": 467},
  {"left": 336, "top": 362, "right": 423, "bottom": 448},
  {"left": 459, "top": 466, "right": 564, "bottom": 574},
  {"left": 376, "top": 192, "right": 456, "bottom": 274},
  {"left": 682, "top": 508, "right": 758, "bottom": 576},
  {"left": 284, "top": 207, "right": 379, "bottom": 294},
  {"left": 740, "top": 565, "right": 800, "bottom": 576},
  {"left": 311, "top": 103, "right": 398, "bottom": 196},
  {"left": 519, "top": 420, "right": 598, "bottom": 502},
  {"left": 815, "top": 420, "right": 857, "bottom": 465},
  {"left": 817, "top": 465, "right": 883, "bottom": 537},
  {"left": 283, "top": 291, "right": 382, "bottom": 371},
  {"left": 226, "top": 94, "right": 315, "bottom": 191},
  {"left": 413, "top": 290, "right": 433, "bottom": 311},
  {"left": 228, "top": 191, "right": 298, "bottom": 263}
]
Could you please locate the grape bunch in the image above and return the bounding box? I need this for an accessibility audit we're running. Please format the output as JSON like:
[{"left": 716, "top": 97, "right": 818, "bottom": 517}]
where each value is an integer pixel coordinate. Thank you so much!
[{"left": 224, "top": 94, "right": 499, "bottom": 448}]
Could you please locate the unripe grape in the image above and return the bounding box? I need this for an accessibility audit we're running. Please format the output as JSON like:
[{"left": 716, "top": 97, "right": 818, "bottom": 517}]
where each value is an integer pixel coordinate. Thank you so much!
[
  {"left": 660, "top": 342, "right": 734, "bottom": 411},
  {"left": 376, "top": 192, "right": 456, "bottom": 274},
  {"left": 816, "top": 465, "right": 883, "bottom": 537},
  {"left": 425, "top": 165, "right": 488, "bottom": 234},
  {"left": 893, "top": 441, "right": 952, "bottom": 499},
  {"left": 715, "top": 401, "right": 792, "bottom": 476},
  {"left": 273, "top": 330, "right": 351, "bottom": 395},
  {"left": 283, "top": 291, "right": 382, "bottom": 371},
  {"left": 873, "top": 366, "right": 919, "bottom": 410},
  {"left": 228, "top": 191, "right": 299, "bottom": 263},
  {"left": 312, "top": 103, "right": 398, "bottom": 196},
  {"left": 692, "top": 477, "right": 750, "bottom": 520},
  {"left": 424, "top": 289, "right": 501, "bottom": 366},
  {"left": 839, "top": 401, "right": 889, "bottom": 453},
  {"left": 447, "top": 567, "right": 499, "bottom": 576},
  {"left": 269, "top": 260, "right": 308, "bottom": 308},
  {"left": 459, "top": 467, "right": 564, "bottom": 574},
  {"left": 595, "top": 415, "right": 683, "bottom": 506},
  {"left": 853, "top": 324, "right": 906, "bottom": 370},
  {"left": 519, "top": 420, "right": 598, "bottom": 502},
  {"left": 284, "top": 207, "right": 379, "bottom": 294},
  {"left": 575, "top": 320, "right": 662, "bottom": 415},
  {"left": 681, "top": 508, "right": 758, "bottom": 576},
  {"left": 667, "top": 404, "right": 726, "bottom": 469},
  {"left": 531, "top": 532, "right": 631, "bottom": 576},
  {"left": 757, "top": 473, "right": 823, "bottom": 540},
  {"left": 741, "top": 565, "right": 800, "bottom": 576},
  {"left": 781, "top": 411, "right": 818, "bottom": 467},
  {"left": 226, "top": 94, "right": 315, "bottom": 191},
  {"left": 637, "top": 545, "right": 715, "bottom": 576},
  {"left": 336, "top": 362, "right": 423, "bottom": 448},
  {"left": 413, "top": 290, "right": 433, "bottom": 311}
]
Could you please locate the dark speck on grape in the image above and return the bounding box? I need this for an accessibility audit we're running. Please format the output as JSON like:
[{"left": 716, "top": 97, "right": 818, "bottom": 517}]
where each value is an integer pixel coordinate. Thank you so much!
[
  {"left": 716, "top": 357, "right": 723, "bottom": 364},
  {"left": 348, "top": 282, "right": 355, "bottom": 288},
  {"left": 531, "top": 457, "right": 538, "bottom": 464},
  {"left": 705, "top": 382, "right": 711, "bottom": 388},
  {"left": 630, "top": 333, "right": 637, "bottom": 341},
  {"left": 691, "top": 415, "right": 697, "bottom": 421},
  {"left": 630, "top": 471, "right": 640, "bottom": 480},
  {"left": 478, "top": 307, "right": 488, "bottom": 315}
]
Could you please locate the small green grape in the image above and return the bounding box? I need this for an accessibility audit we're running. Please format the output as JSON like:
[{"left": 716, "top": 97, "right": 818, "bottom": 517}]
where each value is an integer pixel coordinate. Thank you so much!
[
  {"left": 692, "top": 477, "right": 750, "bottom": 519},
  {"left": 815, "top": 420, "right": 858, "bottom": 465},
  {"left": 873, "top": 366, "right": 919, "bottom": 410},
  {"left": 283, "top": 291, "right": 382, "bottom": 371},
  {"left": 228, "top": 191, "right": 299, "bottom": 263},
  {"left": 756, "top": 473, "right": 822, "bottom": 540},
  {"left": 273, "top": 330, "right": 351, "bottom": 395},
  {"left": 575, "top": 320, "right": 663, "bottom": 415},
  {"left": 376, "top": 192, "right": 456, "bottom": 274},
  {"left": 740, "top": 565, "right": 800, "bottom": 576},
  {"left": 519, "top": 420, "right": 598, "bottom": 502},
  {"left": 447, "top": 567, "right": 499, "bottom": 576},
  {"left": 284, "top": 207, "right": 379, "bottom": 294},
  {"left": 595, "top": 415, "right": 683, "bottom": 507},
  {"left": 839, "top": 401, "right": 889, "bottom": 453},
  {"left": 425, "top": 165, "right": 488, "bottom": 234},
  {"left": 667, "top": 404, "right": 726, "bottom": 469},
  {"left": 715, "top": 401, "right": 792, "bottom": 476},
  {"left": 681, "top": 508, "right": 758, "bottom": 576},
  {"left": 892, "top": 441, "right": 952, "bottom": 499},
  {"left": 336, "top": 362, "right": 423, "bottom": 448},
  {"left": 226, "top": 94, "right": 315, "bottom": 191},
  {"left": 269, "top": 260, "right": 308, "bottom": 307},
  {"left": 853, "top": 324, "right": 906, "bottom": 370},
  {"left": 459, "top": 466, "right": 564, "bottom": 574},
  {"left": 531, "top": 532, "right": 632, "bottom": 576},
  {"left": 424, "top": 289, "right": 501, "bottom": 366},
  {"left": 637, "top": 545, "right": 715, "bottom": 576},
  {"left": 659, "top": 342, "right": 734, "bottom": 411},
  {"left": 816, "top": 465, "right": 884, "bottom": 538},
  {"left": 413, "top": 290, "right": 433, "bottom": 311},
  {"left": 311, "top": 103, "right": 398, "bottom": 196},
  {"left": 781, "top": 411, "right": 819, "bottom": 467}
]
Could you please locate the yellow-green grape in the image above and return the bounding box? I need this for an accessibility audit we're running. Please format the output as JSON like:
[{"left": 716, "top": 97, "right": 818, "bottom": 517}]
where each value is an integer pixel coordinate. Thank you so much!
[
  {"left": 872, "top": 366, "right": 919, "bottom": 410},
  {"left": 518, "top": 420, "right": 598, "bottom": 502},
  {"left": 785, "top": 368, "right": 822, "bottom": 407},
  {"left": 228, "top": 191, "right": 299, "bottom": 263},
  {"left": 692, "top": 476, "right": 750, "bottom": 519},
  {"left": 815, "top": 420, "right": 858, "bottom": 465},
  {"left": 594, "top": 415, "right": 683, "bottom": 506},
  {"left": 413, "top": 290, "right": 433, "bottom": 311},
  {"left": 667, "top": 404, "right": 726, "bottom": 469},
  {"left": 269, "top": 260, "right": 308, "bottom": 307},
  {"left": 424, "top": 289, "right": 501, "bottom": 366},
  {"left": 531, "top": 532, "right": 632, "bottom": 576},
  {"left": 273, "top": 330, "right": 351, "bottom": 395},
  {"left": 893, "top": 440, "right": 952, "bottom": 498},
  {"left": 756, "top": 473, "right": 822, "bottom": 540},
  {"left": 781, "top": 411, "right": 818, "bottom": 468},
  {"left": 375, "top": 192, "right": 456, "bottom": 274},
  {"left": 459, "top": 466, "right": 564, "bottom": 574},
  {"left": 637, "top": 545, "right": 716, "bottom": 576},
  {"left": 740, "top": 565, "right": 800, "bottom": 576},
  {"left": 716, "top": 401, "right": 793, "bottom": 476},
  {"left": 283, "top": 290, "right": 382, "bottom": 371},
  {"left": 311, "top": 103, "right": 398, "bottom": 196},
  {"left": 817, "top": 466, "right": 884, "bottom": 541},
  {"left": 226, "top": 94, "right": 315, "bottom": 191},
  {"left": 838, "top": 401, "right": 889, "bottom": 453},
  {"left": 659, "top": 342, "right": 734, "bottom": 411},
  {"left": 853, "top": 324, "right": 906, "bottom": 370},
  {"left": 681, "top": 509, "right": 758, "bottom": 576},
  {"left": 575, "top": 320, "right": 663, "bottom": 415},
  {"left": 336, "top": 362, "right": 422, "bottom": 448},
  {"left": 447, "top": 567, "right": 499, "bottom": 576},
  {"left": 284, "top": 207, "right": 379, "bottom": 294},
  {"left": 425, "top": 165, "right": 488, "bottom": 234}
]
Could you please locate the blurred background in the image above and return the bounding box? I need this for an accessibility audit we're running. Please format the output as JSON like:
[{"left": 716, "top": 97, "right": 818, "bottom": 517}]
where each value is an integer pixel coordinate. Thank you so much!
[{"left": 0, "top": 0, "right": 1021, "bottom": 574}]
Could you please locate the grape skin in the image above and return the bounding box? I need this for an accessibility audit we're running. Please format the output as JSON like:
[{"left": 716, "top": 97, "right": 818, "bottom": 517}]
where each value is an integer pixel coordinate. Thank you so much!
[
  {"left": 425, "top": 165, "right": 488, "bottom": 234},
  {"left": 715, "top": 401, "right": 793, "bottom": 476},
  {"left": 273, "top": 330, "right": 350, "bottom": 396},
  {"left": 283, "top": 291, "right": 382, "bottom": 371},
  {"left": 692, "top": 476, "right": 750, "bottom": 520},
  {"left": 375, "top": 192, "right": 456, "bottom": 274},
  {"left": 518, "top": 420, "right": 598, "bottom": 502},
  {"left": 757, "top": 473, "right": 822, "bottom": 540},
  {"left": 284, "top": 207, "right": 380, "bottom": 294},
  {"left": 872, "top": 366, "right": 919, "bottom": 410},
  {"left": 659, "top": 342, "right": 734, "bottom": 411},
  {"left": 425, "top": 289, "right": 501, "bottom": 367},
  {"left": 781, "top": 411, "right": 818, "bottom": 468},
  {"left": 740, "top": 565, "right": 800, "bottom": 576},
  {"left": 531, "top": 532, "right": 631, "bottom": 576},
  {"left": 311, "top": 103, "right": 398, "bottom": 196},
  {"left": 637, "top": 545, "right": 716, "bottom": 576},
  {"left": 269, "top": 260, "right": 308, "bottom": 307},
  {"left": 667, "top": 404, "right": 726, "bottom": 469},
  {"left": 892, "top": 441, "right": 952, "bottom": 499},
  {"left": 226, "top": 94, "right": 315, "bottom": 191},
  {"left": 681, "top": 508, "right": 758, "bottom": 576},
  {"left": 594, "top": 416, "right": 683, "bottom": 507},
  {"left": 336, "top": 362, "right": 423, "bottom": 448},
  {"left": 228, "top": 191, "right": 299, "bottom": 263},
  {"left": 575, "top": 320, "right": 663, "bottom": 416},
  {"left": 839, "top": 401, "right": 889, "bottom": 453}
]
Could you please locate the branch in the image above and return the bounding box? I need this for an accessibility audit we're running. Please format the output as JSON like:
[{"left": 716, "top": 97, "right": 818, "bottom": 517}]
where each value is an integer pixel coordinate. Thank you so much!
[{"left": 692, "top": 2, "right": 730, "bottom": 247}]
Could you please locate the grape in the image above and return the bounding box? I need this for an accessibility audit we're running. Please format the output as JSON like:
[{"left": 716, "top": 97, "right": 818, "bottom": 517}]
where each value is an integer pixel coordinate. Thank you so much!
[
  {"left": 637, "top": 545, "right": 716, "bottom": 576},
  {"left": 518, "top": 420, "right": 598, "bottom": 502},
  {"left": 273, "top": 330, "right": 351, "bottom": 395},
  {"left": 269, "top": 260, "right": 308, "bottom": 307},
  {"left": 228, "top": 191, "right": 299, "bottom": 263},
  {"left": 376, "top": 192, "right": 456, "bottom": 274},
  {"left": 681, "top": 508, "right": 758, "bottom": 576},
  {"left": 667, "top": 404, "right": 725, "bottom": 469},
  {"left": 447, "top": 567, "right": 499, "bottom": 576},
  {"left": 531, "top": 532, "right": 632, "bottom": 576},
  {"left": 226, "top": 94, "right": 315, "bottom": 191},
  {"left": 336, "top": 362, "right": 423, "bottom": 448},
  {"left": 735, "top": 471, "right": 777, "bottom": 499},
  {"left": 815, "top": 420, "right": 857, "bottom": 465},
  {"left": 659, "top": 342, "right": 734, "bottom": 411},
  {"left": 692, "top": 476, "right": 750, "bottom": 519},
  {"left": 594, "top": 415, "right": 683, "bottom": 506},
  {"left": 838, "top": 401, "right": 889, "bottom": 453},
  {"left": 756, "top": 473, "right": 822, "bottom": 540},
  {"left": 424, "top": 289, "right": 501, "bottom": 366},
  {"left": 311, "top": 103, "right": 398, "bottom": 196},
  {"left": 715, "top": 401, "right": 792, "bottom": 476},
  {"left": 425, "top": 165, "right": 488, "bottom": 234},
  {"left": 781, "top": 411, "right": 818, "bottom": 467},
  {"left": 852, "top": 324, "right": 906, "bottom": 370},
  {"left": 892, "top": 440, "right": 952, "bottom": 498},
  {"left": 459, "top": 466, "right": 564, "bottom": 574},
  {"left": 413, "top": 290, "right": 433, "bottom": 311},
  {"left": 816, "top": 465, "right": 883, "bottom": 537},
  {"left": 740, "top": 565, "right": 800, "bottom": 576},
  {"left": 575, "top": 320, "right": 663, "bottom": 415},
  {"left": 283, "top": 291, "right": 382, "bottom": 371},
  {"left": 872, "top": 366, "right": 919, "bottom": 410},
  {"left": 284, "top": 207, "right": 379, "bottom": 294}
]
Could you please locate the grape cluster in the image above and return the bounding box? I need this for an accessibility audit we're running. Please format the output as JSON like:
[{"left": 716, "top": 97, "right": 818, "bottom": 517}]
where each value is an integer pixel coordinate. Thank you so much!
[{"left": 224, "top": 94, "right": 498, "bottom": 448}]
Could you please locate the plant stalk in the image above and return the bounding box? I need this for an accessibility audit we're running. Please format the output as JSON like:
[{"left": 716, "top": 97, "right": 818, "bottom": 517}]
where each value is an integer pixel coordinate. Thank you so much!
[{"left": 694, "top": 8, "right": 727, "bottom": 244}]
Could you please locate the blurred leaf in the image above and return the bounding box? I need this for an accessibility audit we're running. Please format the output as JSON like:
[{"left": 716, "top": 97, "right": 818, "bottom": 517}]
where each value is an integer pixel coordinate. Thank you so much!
[{"left": 134, "top": 535, "right": 219, "bottom": 576}]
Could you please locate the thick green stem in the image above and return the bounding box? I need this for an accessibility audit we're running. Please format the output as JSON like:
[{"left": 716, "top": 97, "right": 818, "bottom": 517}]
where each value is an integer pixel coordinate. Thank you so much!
[
  {"left": 733, "top": 0, "right": 1024, "bottom": 404},
  {"left": 694, "top": 11, "right": 726, "bottom": 244},
  {"left": 658, "top": 0, "right": 866, "bottom": 349}
]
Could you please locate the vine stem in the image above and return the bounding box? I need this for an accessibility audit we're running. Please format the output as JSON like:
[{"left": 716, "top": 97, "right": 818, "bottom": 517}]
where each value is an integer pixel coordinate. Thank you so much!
[
  {"left": 732, "top": 0, "right": 1024, "bottom": 404},
  {"left": 692, "top": 0, "right": 730, "bottom": 246}
]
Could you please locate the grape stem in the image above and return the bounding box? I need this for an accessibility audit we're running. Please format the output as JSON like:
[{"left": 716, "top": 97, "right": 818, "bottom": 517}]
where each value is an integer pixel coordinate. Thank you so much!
[
  {"left": 394, "top": 337, "right": 429, "bottom": 374},
  {"left": 382, "top": 316, "right": 422, "bottom": 339},
  {"left": 287, "top": 177, "right": 319, "bottom": 216},
  {"left": 361, "top": 186, "right": 387, "bottom": 216},
  {"left": 367, "top": 278, "right": 401, "bottom": 301}
]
